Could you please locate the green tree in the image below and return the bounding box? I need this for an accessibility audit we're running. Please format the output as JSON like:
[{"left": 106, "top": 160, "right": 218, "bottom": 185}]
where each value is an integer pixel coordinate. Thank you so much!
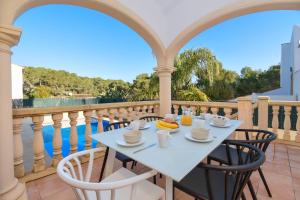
[{"left": 31, "top": 86, "right": 51, "bottom": 98}]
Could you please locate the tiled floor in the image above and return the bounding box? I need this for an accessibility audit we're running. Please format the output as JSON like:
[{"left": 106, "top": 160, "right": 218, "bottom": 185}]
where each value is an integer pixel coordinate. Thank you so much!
[{"left": 26, "top": 143, "right": 300, "bottom": 200}]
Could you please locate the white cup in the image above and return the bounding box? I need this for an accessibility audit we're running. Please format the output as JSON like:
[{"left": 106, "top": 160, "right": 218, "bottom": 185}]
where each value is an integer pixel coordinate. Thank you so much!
[
  {"left": 157, "top": 130, "right": 171, "bottom": 148},
  {"left": 194, "top": 120, "right": 205, "bottom": 128}
]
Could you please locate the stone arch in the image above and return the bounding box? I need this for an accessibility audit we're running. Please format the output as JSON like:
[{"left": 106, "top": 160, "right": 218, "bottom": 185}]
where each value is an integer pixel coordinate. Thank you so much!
[
  {"left": 8, "top": 0, "right": 166, "bottom": 62},
  {"left": 167, "top": 0, "right": 300, "bottom": 59}
]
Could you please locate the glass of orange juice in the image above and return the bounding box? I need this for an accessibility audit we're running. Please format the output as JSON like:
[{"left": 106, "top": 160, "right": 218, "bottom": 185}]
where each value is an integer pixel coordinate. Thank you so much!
[{"left": 181, "top": 112, "right": 192, "bottom": 126}]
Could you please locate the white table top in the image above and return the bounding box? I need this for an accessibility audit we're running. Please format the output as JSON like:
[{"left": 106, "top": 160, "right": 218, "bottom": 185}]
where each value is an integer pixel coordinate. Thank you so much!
[{"left": 91, "top": 119, "right": 242, "bottom": 182}]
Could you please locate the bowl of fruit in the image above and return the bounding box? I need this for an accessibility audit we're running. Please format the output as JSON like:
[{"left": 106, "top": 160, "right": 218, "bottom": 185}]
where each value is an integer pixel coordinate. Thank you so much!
[{"left": 156, "top": 118, "right": 180, "bottom": 133}]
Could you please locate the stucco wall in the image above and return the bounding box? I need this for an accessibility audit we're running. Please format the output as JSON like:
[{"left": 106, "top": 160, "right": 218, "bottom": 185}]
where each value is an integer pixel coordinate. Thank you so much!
[
  {"left": 292, "top": 26, "right": 300, "bottom": 98},
  {"left": 280, "top": 43, "right": 292, "bottom": 95},
  {"left": 11, "top": 64, "right": 23, "bottom": 99}
]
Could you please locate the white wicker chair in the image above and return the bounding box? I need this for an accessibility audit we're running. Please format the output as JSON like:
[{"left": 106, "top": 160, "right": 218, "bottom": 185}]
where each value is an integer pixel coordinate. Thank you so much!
[{"left": 57, "top": 148, "right": 165, "bottom": 200}]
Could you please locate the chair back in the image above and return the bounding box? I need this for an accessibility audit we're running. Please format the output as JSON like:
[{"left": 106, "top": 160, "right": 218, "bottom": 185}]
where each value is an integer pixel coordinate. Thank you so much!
[
  {"left": 234, "top": 129, "right": 276, "bottom": 152},
  {"left": 57, "top": 148, "right": 157, "bottom": 200},
  {"left": 139, "top": 116, "right": 163, "bottom": 122},
  {"left": 104, "top": 121, "right": 130, "bottom": 132},
  {"left": 199, "top": 141, "right": 265, "bottom": 200}
]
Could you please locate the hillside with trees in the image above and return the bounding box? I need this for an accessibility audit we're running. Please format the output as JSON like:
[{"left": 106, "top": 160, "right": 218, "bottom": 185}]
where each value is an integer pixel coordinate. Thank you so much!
[{"left": 23, "top": 48, "right": 280, "bottom": 101}]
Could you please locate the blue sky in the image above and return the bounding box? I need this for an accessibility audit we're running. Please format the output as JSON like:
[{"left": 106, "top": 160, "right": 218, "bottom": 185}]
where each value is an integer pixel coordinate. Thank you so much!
[{"left": 12, "top": 5, "right": 300, "bottom": 82}]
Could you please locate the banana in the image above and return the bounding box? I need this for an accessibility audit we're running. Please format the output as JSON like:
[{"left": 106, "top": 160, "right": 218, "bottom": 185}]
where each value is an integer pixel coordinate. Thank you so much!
[{"left": 156, "top": 120, "right": 178, "bottom": 129}]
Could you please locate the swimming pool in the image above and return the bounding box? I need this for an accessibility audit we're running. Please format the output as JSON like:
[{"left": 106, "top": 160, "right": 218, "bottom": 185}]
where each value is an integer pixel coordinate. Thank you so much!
[{"left": 42, "top": 120, "right": 110, "bottom": 157}]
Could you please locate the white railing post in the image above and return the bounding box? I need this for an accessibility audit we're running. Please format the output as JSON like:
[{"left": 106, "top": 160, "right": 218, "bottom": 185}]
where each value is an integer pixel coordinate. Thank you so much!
[
  {"left": 84, "top": 110, "right": 92, "bottom": 150},
  {"left": 52, "top": 113, "right": 63, "bottom": 167},
  {"left": 32, "top": 115, "right": 46, "bottom": 172},
  {"left": 13, "top": 117, "right": 25, "bottom": 178},
  {"left": 69, "top": 112, "right": 78, "bottom": 154},
  {"left": 283, "top": 106, "right": 292, "bottom": 141},
  {"left": 271, "top": 105, "right": 279, "bottom": 136},
  {"left": 258, "top": 96, "right": 270, "bottom": 130},
  {"left": 296, "top": 106, "right": 300, "bottom": 142},
  {"left": 237, "top": 97, "right": 253, "bottom": 129}
]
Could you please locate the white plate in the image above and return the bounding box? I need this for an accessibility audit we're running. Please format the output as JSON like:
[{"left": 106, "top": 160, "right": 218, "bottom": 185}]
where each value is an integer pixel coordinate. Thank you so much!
[
  {"left": 185, "top": 132, "right": 215, "bottom": 143},
  {"left": 209, "top": 122, "right": 231, "bottom": 128},
  {"left": 157, "top": 127, "right": 180, "bottom": 133},
  {"left": 116, "top": 137, "right": 145, "bottom": 147},
  {"left": 194, "top": 115, "right": 205, "bottom": 120},
  {"left": 127, "top": 123, "right": 151, "bottom": 130}
]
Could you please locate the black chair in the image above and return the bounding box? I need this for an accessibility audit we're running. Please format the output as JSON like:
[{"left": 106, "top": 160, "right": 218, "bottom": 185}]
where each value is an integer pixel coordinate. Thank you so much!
[
  {"left": 99, "top": 121, "right": 136, "bottom": 181},
  {"left": 140, "top": 116, "right": 163, "bottom": 122},
  {"left": 174, "top": 141, "right": 265, "bottom": 200},
  {"left": 139, "top": 115, "right": 163, "bottom": 184},
  {"left": 207, "top": 129, "right": 276, "bottom": 199}
]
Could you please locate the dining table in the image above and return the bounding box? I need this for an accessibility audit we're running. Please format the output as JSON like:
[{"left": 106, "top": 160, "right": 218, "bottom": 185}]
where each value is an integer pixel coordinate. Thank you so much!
[{"left": 91, "top": 118, "right": 242, "bottom": 200}]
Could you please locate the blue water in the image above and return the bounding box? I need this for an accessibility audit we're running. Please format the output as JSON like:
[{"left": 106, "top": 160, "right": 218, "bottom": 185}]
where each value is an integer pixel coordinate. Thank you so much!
[{"left": 42, "top": 120, "right": 110, "bottom": 157}]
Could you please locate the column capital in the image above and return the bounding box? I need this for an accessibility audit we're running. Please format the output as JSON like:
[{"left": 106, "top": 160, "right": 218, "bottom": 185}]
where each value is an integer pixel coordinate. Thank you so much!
[
  {"left": 154, "top": 65, "right": 176, "bottom": 75},
  {"left": 0, "top": 25, "right": 22, "bottom": 47}
]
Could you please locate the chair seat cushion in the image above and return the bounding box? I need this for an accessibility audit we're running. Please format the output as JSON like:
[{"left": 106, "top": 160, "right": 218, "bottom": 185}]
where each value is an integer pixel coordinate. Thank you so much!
[
  {"left": 115, "top": 152, "right": 134, "bottom": 163},
  {"left": 174, "top": 166, "right": 236, "bottom": 200},
  {"left": 88, "top": 168, "right": 165, "bottom": 200},
  {"left": 208, "top": 145, "right": 247, "bottom": 165}
]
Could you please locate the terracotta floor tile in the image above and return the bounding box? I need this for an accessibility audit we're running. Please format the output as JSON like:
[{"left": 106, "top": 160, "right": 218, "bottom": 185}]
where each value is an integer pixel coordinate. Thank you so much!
[
  {"left": 290, "top": 154, "right": 300, "bottom": 162},
  {"left": 290, "top": 160, "right": 300, "bottom": 169},
  {"left": 292, "top": 167, "right": 300, "bottom": 179},
  {"left": 262, "top": 161, "right": 291, "bottom": 176},
  {"left": 295, "top": 190, "right": 300, "bottom": 200},
  {"left": 274, "top": 151, "right": 289, "bottom": 159},
  {"left": 292, "top": 177, "right": 300, "bottom": 191},
  {"left": 43, "top": 187, "right": 77, "bottom": 200},
  {"left": 257, "top": 171, "right": 294, "bottom": 200}
]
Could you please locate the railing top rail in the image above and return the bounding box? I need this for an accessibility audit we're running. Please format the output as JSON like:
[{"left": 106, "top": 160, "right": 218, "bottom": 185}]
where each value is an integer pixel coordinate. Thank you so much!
[
  {"left": 269, "top": 101, "right": 300, "bottom": 106},
  {"left": 13, "top": 101, "right": 160, "bottom": 117},
  {"left": 171, "top": 101, "right": 238, "bottom": 108}
]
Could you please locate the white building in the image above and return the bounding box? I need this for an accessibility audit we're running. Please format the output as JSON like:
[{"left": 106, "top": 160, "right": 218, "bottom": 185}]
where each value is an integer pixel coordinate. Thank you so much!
[
  {"left": 11, "top": 64, "right": 23, "bottom": 99},
  {"left": 253, "top": 25, "right": 300, "bottom": 101}
]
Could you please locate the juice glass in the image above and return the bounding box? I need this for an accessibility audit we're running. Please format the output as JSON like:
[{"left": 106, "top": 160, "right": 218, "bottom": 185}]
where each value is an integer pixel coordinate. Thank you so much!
[{"left": 181, "top": 114, "right": 192, "bottom": 126}]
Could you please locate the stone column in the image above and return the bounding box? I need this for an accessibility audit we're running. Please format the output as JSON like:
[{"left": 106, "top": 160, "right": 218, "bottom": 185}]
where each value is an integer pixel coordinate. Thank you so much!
[
  {"left": 155, "top": 66, "right": 175, "bottom": 117},
  {"left": 257, "top": 96, "right": 270, "bottom": 130},
  {"left": 0, "top": 25, "right": 27, "bottom": 200},
  {"left": 237, "top": 96, "right": 253, "bottom": 129}
]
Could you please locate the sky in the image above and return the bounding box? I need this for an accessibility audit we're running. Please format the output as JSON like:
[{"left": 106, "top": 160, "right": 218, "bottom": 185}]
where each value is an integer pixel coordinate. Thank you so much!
[{"left": 12, "top": 5, "right": 300, "bottom": 82}]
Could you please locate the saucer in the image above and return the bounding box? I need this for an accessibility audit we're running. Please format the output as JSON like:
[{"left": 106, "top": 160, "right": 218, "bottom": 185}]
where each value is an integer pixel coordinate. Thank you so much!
[
  {"left": 116, "top": 137, "right": 145, "bottom": 147},
  {"left": 209, "top": 122, "right": 231, "bottom": 128},
  {"left": 185, "top": 132, "right": 214, "bottom": 143}
]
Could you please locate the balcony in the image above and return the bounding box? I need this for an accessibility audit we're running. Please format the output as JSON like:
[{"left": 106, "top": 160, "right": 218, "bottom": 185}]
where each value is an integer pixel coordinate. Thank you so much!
[{"left": 9, "top": 98, "right": 300, "bottom": 200}]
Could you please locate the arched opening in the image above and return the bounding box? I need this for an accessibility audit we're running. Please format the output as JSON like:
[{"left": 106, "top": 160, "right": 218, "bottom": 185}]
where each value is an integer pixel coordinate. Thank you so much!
[{"left": 170, "top": 10, "right": 299, "bottom": 102}]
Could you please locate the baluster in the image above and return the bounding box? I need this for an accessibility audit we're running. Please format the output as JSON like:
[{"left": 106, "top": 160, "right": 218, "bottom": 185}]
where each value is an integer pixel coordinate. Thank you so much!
[
  {"left": 134, "top": 106, "right": 141, "bottom": 119},
  {"left": 52, "top": 113, "right": 63, "bottom": 167},
  {"left": 200, "top": 106, "right": 208, "bottom": 114},
  {"left": 154, "top": 104, "right": 159, "bottom": 115},
  {"left": 295, "top": 107, "right": 300, "bottom": 142},
  {"left": 173, "top": 105, "right": 179, "bottom": 115},
  {"left": 190, "top": 106, "right": 197, "bottom": 116},
  {"left": 108, "top": 109, "right": 115, "bottom": 124},
  {"left": 96, "top": 110, "right": 104, "bottom": 133},
  {"left": 148, "top": 105, "right": 154, "bottom": 116},
  {"left": 84, "top": 111, "right": 92, "bottom": 150},
  {"left": 118, "top": 108, "right": 125, "bottom": 122},
  {"left": 32, "top": 115, "right": 45, "bottom": 172},
  {"left": 127, "top": 107, "right": 134, "bottom": 121},
  {"left": 224, "top": 108, "right": 232, "bottom": 118},
  {"left": 142, "top": 106, "right": 147, "bottom": 117},
  {"left": 272, "top": 106, "right": 279, "bottom": 136},
  {"left": 211, "top": 107, "right": 218, "bottom": 115},
  {"left": 69, "top": 112, "right": 78, "bottom": 154},
  {"left": 13, "top": 117, "right": 25, "bottom": 177},
  {"left": 283, "top": 106, "right": 292, "bottom": 141}
]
